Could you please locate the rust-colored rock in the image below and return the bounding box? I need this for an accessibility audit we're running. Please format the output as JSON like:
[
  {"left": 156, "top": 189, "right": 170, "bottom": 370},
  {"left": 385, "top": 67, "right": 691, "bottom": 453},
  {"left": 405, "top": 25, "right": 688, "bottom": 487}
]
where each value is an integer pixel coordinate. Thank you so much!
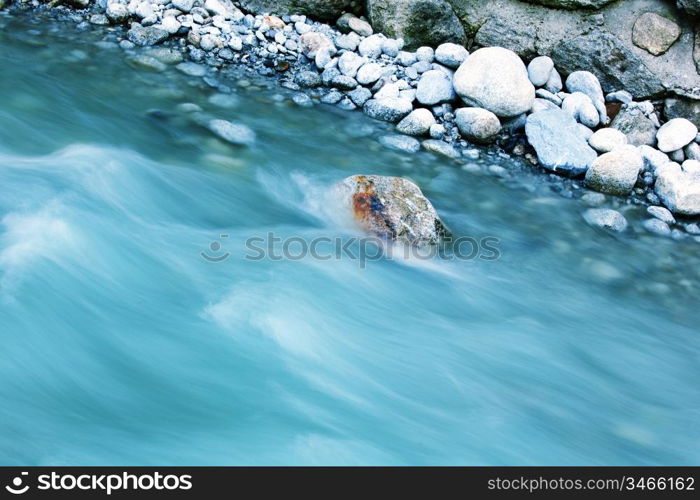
[{"left": 337, "top": 175, "right": 446, "bottom": 244}]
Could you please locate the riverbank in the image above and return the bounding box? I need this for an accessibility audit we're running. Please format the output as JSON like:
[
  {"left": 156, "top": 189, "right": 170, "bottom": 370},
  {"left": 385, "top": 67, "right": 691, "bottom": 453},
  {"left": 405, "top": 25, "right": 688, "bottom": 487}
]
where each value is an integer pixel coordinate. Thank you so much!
[{"left": 2, "top": 0, "right": 700, "bottom": 240}]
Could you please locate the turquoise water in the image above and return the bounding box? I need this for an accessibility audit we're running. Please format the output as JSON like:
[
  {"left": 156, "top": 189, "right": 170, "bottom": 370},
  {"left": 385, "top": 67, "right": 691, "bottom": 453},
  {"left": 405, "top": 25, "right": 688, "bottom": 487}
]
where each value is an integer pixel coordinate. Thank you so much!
[{"left": 1, "top": 12, "right": 699, "bottom": 465}]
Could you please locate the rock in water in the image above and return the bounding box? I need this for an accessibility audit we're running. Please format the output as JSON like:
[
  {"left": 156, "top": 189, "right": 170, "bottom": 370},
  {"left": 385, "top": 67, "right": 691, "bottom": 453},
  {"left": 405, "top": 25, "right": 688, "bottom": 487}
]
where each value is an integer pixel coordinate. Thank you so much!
[
  {"left": 453, "top": 47, "right": 535, "bottom": 118},
  {"left": 127, "top": 24, "right": 169, "bottom": 46},
  {"left": 379, "top": 134, "right": 421, "bottom": 153},
  {"left": 655, "top": 162, "right": 700, "bottom": 215},
  {"left": 207, "top": 119, "right": 256, "bottom": 146},
  {"left": 337, "top": 175, "right": 446, "bottom": 244},
  {"left": 583, "top": 208, "right": 628, "bottom": 232},
  {"left": 585, "top": 145, "right": 643, "bottom": 196},
  {"left": 525, "top": 109, "right": 598, "bottom": 176}
]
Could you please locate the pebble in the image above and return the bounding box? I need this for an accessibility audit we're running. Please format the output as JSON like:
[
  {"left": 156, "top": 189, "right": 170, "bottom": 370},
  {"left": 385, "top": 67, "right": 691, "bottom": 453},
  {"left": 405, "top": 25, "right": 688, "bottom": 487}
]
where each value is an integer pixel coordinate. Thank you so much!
[
  {"left": 358, "top": 34, "right": 384, "bottom": 58},
  {"left": 642, "top": 218, "right": 671, "bottom": 236},
  {"left": 588, "top": 128, "right": 628, "bottom": 153},
  {"left": 106, "top": 3, "right": 129, "bottom": 23},
  {"left": 356, "top": 62, "right": 387, "bottom": 85},
  {"left": 453, "top": 47, "right": 534, "bottom": 118},
  {"left": 422, "top": 139, "right": 459, "bottom": 159},
  {"left": 527, "top": 56, "right": 554, "bottom": 87},
  {"left": 348, "top": 17, "right": 373, "bottom": 37},
  {"left": 176, "top": 61, "right": 207, "bottom": 76},
  {"left": 381, "top": 38, "right": 402, "bottom": 58},
  {"left": 455, "top": 107, "right": 501, "bottom": 144},
  {"left": 363, "top": 97, "right": 413, "bottom": 122},
  {"left": 292, "top": 93, "right": 313, "bottom": 107},
  {"left": 415, "top": 70, "right": 454, "bottom": 105},
  {"left": 396, "top": 51, "right": 417, "bottom": 66},
  {"left": 329, "top": 75, "right": 357, "bottom": 90},
  {"left": 581, "top": 192, "right": 607, "bottom": 207},
  {"left": 396, "top": 108, "right": 436, "bottom": 136},
  {"left": 127, "top": 24, "right": 169, "bottom": 46},
  {"left": 561, "top": 92, "right": 599, "bottom": 128},
  {"left": 606, "top": 90, "right": 633, "bottom": 104},
  {"left": 565, "top": 71, "right": 607, "bottom": 124},
  {"left": 320, "top": 89, "right": 343, "bottom": 104},
  {"left": 294, "top": 70, "right": 322, "bottom": 87},
  {"left": 348, "top": 87, "right": 373, "bottom": 106},
  {"left": 656, "top": 118, "right": 698, "bottom": 153},
  {"left": 374, "top": 82, "right": 400, "bottom": 100},
  {"left": 379, "top": 134, "right": 421, "bottom": 153},
  {"left": 434, "top": 43, "right": 468, "bottom": 68},
  {"left": 172, "top": 0, "right": 194, "bottom": 13},
  {"left": 338, "top": 51, "right": 366, "bottom": 78},
  {"left": 647, "top": 205, "right": 676, "bottom": 224},
  {"left": 336, "top": 32, "right": 360, "bottom": 51}
]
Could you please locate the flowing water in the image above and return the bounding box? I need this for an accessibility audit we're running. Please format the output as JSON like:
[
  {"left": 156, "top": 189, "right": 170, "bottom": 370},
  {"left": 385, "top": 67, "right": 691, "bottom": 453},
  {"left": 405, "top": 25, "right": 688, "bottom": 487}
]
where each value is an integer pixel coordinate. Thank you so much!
[{"left": 1, "top": 11, "right": 699, "bottom": 465}]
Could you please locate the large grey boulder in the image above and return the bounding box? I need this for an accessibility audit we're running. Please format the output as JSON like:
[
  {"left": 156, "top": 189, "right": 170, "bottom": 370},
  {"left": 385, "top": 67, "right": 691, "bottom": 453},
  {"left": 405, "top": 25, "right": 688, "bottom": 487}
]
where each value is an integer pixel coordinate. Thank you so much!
[
  {"left": 585, "top": 145, "right": 644, "bottom": 196},
  {"left": 336, "top": 175, "right": 446, "bottom": 244},
  {"left": 474, "top": 17, "right": 538, "bottom": 59},
  {"left": 237, "top": 0, "right": 353, "bottom": 21},
  {"left": 448, "top": 0, "right": 698, "bottom": 100},
  {"left": 664, "top": 98, "right": 700, "bottom": 128},
  {"left": 525, "top": 109, "right": 598, "bottom": 176},
  {"left": 655, "top": 161, "right": 700, "bottom": 215},
  {"left": 453, "top": 47, "right": 535, "bottom": 118},
  {"left": 366, "top": 0, "right": 466, "bottom": 49},
  {"left": 551, "top": 32, "right": 665, "bottom": 98}
]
